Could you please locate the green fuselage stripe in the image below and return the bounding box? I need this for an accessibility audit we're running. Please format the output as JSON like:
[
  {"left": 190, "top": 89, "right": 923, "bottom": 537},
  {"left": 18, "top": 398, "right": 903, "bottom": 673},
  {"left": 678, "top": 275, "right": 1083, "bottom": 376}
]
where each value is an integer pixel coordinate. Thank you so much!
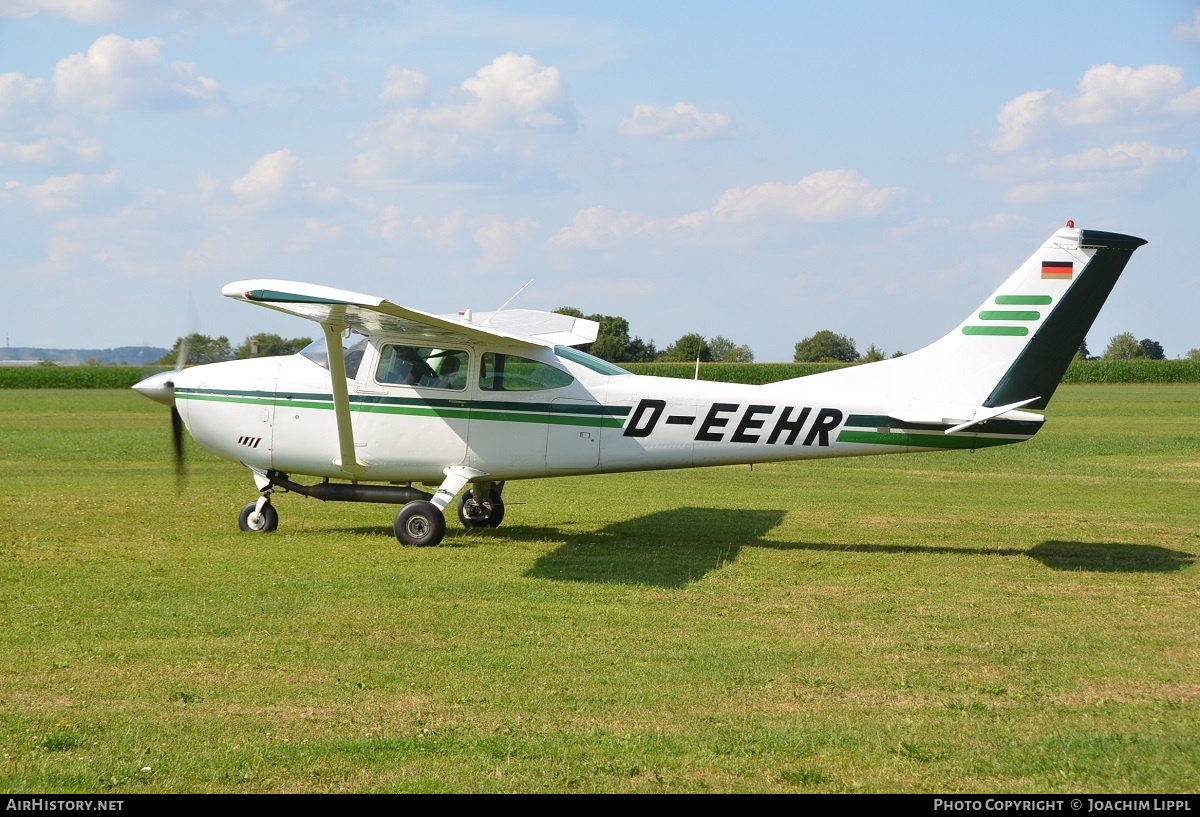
[
  {"left": 175, "top": 389, "right": 628, "bottom": 428},
  {"left": 837, "top": 430, "right": 1025, "bottom": 449}
]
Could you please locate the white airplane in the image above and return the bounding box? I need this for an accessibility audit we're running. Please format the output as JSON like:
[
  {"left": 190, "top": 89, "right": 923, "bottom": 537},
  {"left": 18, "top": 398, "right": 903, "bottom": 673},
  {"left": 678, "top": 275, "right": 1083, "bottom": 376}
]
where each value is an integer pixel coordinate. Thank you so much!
[{"left": 133, "top": 223, "right": 1145, "bottom": 546}]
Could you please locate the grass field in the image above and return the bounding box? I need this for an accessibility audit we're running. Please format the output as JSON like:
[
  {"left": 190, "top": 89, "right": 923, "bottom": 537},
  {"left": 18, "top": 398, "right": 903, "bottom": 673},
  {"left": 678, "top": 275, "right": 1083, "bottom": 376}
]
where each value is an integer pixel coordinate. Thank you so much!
[{"left": 0, "top": 386, "right": 1197, "bottom": 793}]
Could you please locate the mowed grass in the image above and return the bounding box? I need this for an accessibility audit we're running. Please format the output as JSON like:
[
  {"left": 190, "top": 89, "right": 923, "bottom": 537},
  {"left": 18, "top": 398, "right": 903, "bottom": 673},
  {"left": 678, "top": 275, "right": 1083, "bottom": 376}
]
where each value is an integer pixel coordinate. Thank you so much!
[{"left": 0, "top": 386, "right": 1196, "bottom": 793}]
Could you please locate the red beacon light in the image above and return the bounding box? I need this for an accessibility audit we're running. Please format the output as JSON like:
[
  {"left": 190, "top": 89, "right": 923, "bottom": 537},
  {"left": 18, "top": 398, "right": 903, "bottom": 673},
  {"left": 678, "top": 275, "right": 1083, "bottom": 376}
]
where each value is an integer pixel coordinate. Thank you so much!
[{"left": 1066, "top": 220, "right": 1075, "bottom": 228}]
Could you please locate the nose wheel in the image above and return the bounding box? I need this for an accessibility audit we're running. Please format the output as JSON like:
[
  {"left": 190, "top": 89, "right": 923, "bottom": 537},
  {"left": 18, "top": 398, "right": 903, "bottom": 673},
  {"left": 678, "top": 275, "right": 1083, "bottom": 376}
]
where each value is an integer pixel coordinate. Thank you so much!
[
  {"left": 238, "top": 498, "right": 279, "bottom": 532},
  {"left": 457, "top": 486, "right": 505, "bottom": 528}
]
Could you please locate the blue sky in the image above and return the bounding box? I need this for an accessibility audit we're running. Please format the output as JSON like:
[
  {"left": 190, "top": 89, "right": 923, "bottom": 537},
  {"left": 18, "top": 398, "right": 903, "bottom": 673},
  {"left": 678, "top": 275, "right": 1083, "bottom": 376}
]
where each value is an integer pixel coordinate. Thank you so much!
[{"left": 2, "top": 1, "right": 1198, "bottom": 360}]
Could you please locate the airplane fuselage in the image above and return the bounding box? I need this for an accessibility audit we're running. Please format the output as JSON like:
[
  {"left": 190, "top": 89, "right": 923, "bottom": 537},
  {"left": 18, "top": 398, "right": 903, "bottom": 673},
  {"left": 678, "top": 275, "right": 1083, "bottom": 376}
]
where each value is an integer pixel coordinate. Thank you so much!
[{"left": 172, "top": 340, "right": 1039, "bottom": 486}]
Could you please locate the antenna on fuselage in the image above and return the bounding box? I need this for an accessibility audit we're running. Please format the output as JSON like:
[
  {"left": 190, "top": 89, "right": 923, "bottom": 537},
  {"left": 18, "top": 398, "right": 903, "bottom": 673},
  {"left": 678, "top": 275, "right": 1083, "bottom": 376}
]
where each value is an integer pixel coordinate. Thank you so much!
[{"left": 481, "top": 280, "right": 533, "bottom": 327}]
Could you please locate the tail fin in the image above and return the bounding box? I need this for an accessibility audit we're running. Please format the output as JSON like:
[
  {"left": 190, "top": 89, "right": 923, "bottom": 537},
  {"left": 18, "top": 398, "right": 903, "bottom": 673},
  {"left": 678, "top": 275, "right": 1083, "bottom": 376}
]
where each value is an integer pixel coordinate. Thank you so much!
[
  {"left": 776, "top": 225, "right": 1147, "bottom": 412},
  {"left": 977, "top": 228, "right": 1146, "bottom": 409}
]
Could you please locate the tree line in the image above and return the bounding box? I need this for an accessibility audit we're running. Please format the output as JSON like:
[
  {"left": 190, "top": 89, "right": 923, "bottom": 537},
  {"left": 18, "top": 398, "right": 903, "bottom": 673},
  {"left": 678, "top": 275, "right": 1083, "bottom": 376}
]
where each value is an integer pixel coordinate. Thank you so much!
[
  {"left": 552, "top": 308, "right": 754, "bottom": 363},
  {"left": 158, "top": 333, "right": 313, "bottom": 365},
  {"left": 159, "top": 323, "right": 1193, "bottom": 368},
  {"left": 1079, "top": 333, "right": 1172, "bottom": 361}
]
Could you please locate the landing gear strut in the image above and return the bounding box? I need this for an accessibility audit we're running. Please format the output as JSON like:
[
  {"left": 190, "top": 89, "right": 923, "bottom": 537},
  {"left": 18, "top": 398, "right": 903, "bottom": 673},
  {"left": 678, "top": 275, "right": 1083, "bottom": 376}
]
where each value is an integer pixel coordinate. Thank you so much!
[{"left": 237, "top": 467, "right": 503, "bottom": 547}]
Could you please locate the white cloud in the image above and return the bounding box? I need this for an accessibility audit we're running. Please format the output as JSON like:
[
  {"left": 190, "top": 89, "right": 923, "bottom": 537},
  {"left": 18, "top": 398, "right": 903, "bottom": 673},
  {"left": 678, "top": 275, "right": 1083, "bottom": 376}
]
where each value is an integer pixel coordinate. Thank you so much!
[
  {"left": 551, "top": 207, "right": 653, "bottom": 248},
  {"left": 0, "top": 136, "right": 104, "bottom": 168},
  {"left": 413, "top": 208, "right": 467, "bottom": 252},
  {"left": 991, "top": 63, "right": 1200, "bottom": 152},
  {"left": 426, "top": 52, "right": 576, "bottom": 132},
  {"left": 0, "top": 139, "right": 57, "bottom": 166},
  {"left": 380, "top": 67, "right": 430, "bottom": 106},
  {"left": 550, "top": 206, "right": 710, "bottom": 249},
  {"left": 354, "top": 54, "right": 576, "bottom": 185},
  {"left": 54, "top": 34, "right": 222, "bottom": 112},
  {"left": 1, "top": 0, "right": 124, "bottom": 24},
  {"left": 712, "top": 170, "right": 900, "bottom": 222},
  {"left": 304, "top": 218, "right": 342, "bottom": 241},
  {"left": 998, "top": 141, "right": 1186, "bottom": 204},
  {"left": 1164, "top": 87, "right": 1200, "bottom": 115},
  {"left": 1059, "top": 64, "right": 1184, "bottom": 126},
  {"left": 472, "top": 215, "right": 536, "bottom": 267},
  {"left": 1056, "top": 141, "right": 1185, "bottom": 173},
  {"left": 374, "top": 204, "right": 407, "bottom": 242},
  {"left": 984, "top": 63, "right": 1199, "bottom": 202},
  {"left": 618, "top": 102, "right": 734, "bottom": 141},
  {"left": 231, "top": 148, "right": 300, "bottom": 202},
  {"left": 970, "top": 213, "right": 1029, "bottom": 233},
  {"left": 552, "top": 169, "right": 898, "bottom": 249},
  {"left": 991, "top": 90, "right": 1053, "bottom": 152},
  {"left": 1172, "top": 9, "right": 1200, "bottom": 41},
  {"left": 0, "top": 72, "right": 49, "bottom": 115},
  {"left": 30, "top": 169, "right": 120, "bottom": 212}
]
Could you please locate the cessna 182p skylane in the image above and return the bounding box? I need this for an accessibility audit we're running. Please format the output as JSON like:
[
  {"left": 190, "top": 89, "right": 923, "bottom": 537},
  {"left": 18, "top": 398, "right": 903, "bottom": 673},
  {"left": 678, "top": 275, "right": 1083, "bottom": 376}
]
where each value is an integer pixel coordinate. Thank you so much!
[{"left": 133, "top": 223, "right": 1146, "bottom": 546}]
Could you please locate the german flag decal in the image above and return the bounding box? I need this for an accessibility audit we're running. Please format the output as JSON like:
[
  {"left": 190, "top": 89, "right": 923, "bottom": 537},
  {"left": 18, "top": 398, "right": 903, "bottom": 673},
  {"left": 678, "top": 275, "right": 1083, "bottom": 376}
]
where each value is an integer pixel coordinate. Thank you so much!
[{"left": 1041, "top": 260, "right": 1073, "bottom": 280}]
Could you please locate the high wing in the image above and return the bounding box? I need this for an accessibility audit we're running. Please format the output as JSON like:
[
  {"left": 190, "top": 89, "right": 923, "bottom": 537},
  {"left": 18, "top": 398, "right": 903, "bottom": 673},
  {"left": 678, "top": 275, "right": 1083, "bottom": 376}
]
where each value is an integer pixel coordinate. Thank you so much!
[
  {"left": 222, "top": 279, "right": 599, "bottom": 477},
  {"left": 221, "top": 280, "right": 599, "bottom": 348}
]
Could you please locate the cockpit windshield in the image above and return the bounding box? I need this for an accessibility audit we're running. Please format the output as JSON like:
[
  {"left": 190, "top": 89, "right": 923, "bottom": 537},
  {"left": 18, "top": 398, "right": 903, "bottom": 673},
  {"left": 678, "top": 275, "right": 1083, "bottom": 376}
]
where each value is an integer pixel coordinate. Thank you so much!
[{"left": 299, "top": 331, "right": 369, "bottom": 379}]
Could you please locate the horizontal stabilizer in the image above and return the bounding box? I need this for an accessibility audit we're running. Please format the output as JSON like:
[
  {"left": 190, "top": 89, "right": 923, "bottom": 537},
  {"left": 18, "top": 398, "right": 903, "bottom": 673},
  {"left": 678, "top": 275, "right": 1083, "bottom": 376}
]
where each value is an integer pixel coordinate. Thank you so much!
[
  {"left": 887, "top": 397, "right": 1042, "bottom": 434},
  {"left": 942, "top": 398, "right": 1040, "bottom": 434}
]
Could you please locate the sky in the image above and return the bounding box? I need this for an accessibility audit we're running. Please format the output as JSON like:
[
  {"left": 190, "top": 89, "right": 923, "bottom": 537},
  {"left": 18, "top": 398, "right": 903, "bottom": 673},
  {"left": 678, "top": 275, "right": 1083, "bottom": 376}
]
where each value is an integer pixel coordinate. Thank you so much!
[{"left": 1, "top": 1, "right": 1198, "bottom": 361}]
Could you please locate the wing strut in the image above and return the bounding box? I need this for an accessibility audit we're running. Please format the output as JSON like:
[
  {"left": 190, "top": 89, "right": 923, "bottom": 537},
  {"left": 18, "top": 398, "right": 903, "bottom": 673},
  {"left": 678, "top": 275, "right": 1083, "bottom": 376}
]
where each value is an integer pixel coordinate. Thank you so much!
[{"left": 322, "top": 322, "right": 367, "bottom": 474}]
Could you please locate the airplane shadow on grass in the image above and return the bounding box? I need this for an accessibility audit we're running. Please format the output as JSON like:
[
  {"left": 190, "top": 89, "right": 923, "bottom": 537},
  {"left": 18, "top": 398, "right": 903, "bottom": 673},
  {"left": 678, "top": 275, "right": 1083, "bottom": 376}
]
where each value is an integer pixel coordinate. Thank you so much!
[
  {"left": 512, "top": 508, "right": 1195, "bottom": 587},
  {"left": 1026, "top": 541, "right": 1194, "bottom": 573},
  {"left": 331, "top": 509, "right": 1194, "bottom": 588}
]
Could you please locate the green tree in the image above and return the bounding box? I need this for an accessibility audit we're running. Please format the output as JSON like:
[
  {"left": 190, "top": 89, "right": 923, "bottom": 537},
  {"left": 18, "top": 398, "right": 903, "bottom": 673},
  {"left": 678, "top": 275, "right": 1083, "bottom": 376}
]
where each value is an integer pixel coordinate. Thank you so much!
[
  {"left": 660, "top": 332, "right": 712, "bottom": 362},
  {"left": 793, "top": 330, "right": 858, "bottom": 363},
  {"left": 708, "top": 335, "right": 754, "bottom": 363},
  {"left": 1138, "top": 338, "right": 1165, "bottom": 360},
  {"left": 1076, "top": 338, "right": 1091, "bottom": 361},
  {"left": 589, "top": 316, "right": 634, "bottom": 362},
  {"left": 860, "top": 344, "right": 886, "bottom": 363},
  {"left": 1188, "top": 348, "right": 1200, "bottom": 361},
  {"left": 159, "top": 334, "right": 234, "bottom": 366},
  {"left": 1102, "top": 332, "right": 1146, "bottom": 361},
  {"left": 553, "top": 307, "right": 657, "bottom": 362},
  {"left": 235, "top": 333, "right": 313, "bottom": 358},
  {"left": 623, "top": 337, "right": 658, "bottom": 363}
]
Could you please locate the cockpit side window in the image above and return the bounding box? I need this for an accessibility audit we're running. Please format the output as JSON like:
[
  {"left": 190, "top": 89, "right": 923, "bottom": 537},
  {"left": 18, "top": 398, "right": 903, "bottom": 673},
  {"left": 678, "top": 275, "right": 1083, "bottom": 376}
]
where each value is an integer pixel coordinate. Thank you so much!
[
  {"left": 479, "top": 353, "right": 574, "bottom": 391},
  {"left": 376, "top": 345, "right": 468, "bottom": 390}
]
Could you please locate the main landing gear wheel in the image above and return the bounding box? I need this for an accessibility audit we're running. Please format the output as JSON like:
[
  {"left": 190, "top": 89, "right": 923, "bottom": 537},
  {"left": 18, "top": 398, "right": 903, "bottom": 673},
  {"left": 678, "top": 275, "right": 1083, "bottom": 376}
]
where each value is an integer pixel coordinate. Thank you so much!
[
  {"left": 238, "top": 500, "right": 279, "bottom": 533},
  {"left": 457, "top": 487, "right": 505, "bottom": 529},
  {"left": 394, "top": 500, "right": 447, "bottom": 547}
]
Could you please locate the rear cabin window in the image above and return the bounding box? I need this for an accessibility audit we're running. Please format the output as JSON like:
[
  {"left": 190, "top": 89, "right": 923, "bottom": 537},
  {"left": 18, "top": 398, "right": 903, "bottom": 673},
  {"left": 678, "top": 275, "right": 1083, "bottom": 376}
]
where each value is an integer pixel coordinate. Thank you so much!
[
  {"left": 479, "top": 353, "right": 574, "bottom": 392},
  {"left": 376, "top": 346, "right": 468, "bottom": 390}
]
